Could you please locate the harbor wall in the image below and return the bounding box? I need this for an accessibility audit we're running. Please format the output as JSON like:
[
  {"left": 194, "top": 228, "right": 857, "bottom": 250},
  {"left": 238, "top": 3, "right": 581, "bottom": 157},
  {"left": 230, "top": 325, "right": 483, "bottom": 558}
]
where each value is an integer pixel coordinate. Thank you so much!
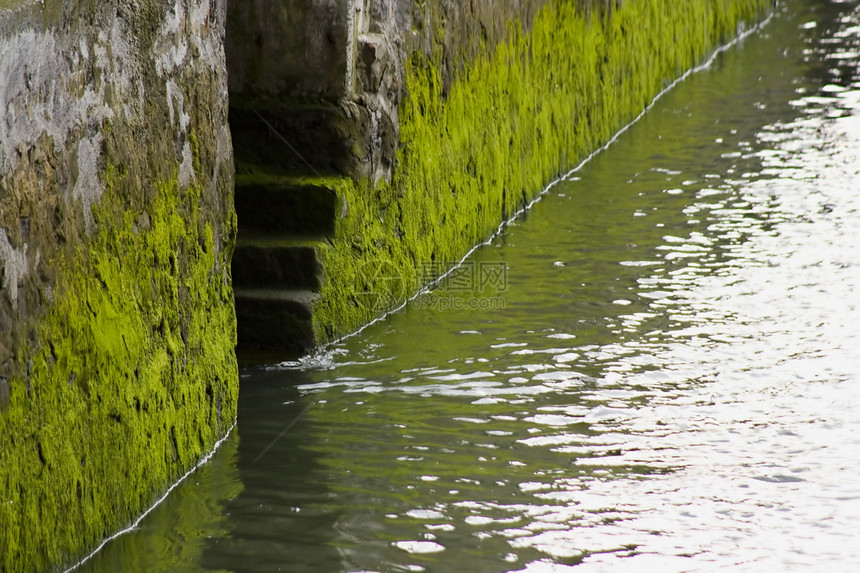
[{"left": 0, "top": 1, "right": 238, "bottom": 570}]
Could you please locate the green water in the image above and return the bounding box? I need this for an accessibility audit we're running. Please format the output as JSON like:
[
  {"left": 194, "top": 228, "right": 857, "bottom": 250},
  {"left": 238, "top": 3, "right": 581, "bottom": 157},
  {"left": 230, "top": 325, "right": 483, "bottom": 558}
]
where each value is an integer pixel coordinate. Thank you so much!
[{"left": 77, "top": 0, "right": 860, "bottom": 571}]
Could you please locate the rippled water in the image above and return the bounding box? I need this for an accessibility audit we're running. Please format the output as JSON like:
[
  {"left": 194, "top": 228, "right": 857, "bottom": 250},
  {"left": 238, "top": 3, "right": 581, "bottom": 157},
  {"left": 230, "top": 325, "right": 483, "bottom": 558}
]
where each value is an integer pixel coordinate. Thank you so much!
[{"left": 78, "top": 1, "right": 860, "bottom": 571}]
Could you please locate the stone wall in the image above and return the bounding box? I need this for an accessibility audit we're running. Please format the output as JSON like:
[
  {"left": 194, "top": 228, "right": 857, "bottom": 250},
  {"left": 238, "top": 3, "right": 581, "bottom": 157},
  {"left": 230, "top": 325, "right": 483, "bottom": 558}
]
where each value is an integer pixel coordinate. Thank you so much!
[
  {"left": 0, "top": 0, "right": 238, "bottom": 570},
  {"left": 226, "top": 0, "right": 552, "bottom": 184},
  {"left": 314, "top": 0, "right": 775, "bottom": 345}
]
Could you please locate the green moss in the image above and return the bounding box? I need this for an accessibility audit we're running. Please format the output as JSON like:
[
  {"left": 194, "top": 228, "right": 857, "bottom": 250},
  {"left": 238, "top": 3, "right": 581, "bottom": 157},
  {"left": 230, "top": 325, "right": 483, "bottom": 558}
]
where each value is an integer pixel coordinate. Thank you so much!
[
  {"left": 0, "top": 167, "right": 238, "bottom": 572},
  {"left": 311, "top": 0, "right": 771, "bottom": 343}
]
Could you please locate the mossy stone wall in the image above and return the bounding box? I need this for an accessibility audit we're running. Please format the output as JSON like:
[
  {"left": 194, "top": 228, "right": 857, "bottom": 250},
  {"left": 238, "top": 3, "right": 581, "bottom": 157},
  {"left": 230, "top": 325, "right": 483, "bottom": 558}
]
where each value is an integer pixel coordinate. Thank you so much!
[
  {"left": 309, "top": 0, "right": 773, "bottom": 343},
  {"left": 0, "top": 1, "right": 237, "bottom": 570}
]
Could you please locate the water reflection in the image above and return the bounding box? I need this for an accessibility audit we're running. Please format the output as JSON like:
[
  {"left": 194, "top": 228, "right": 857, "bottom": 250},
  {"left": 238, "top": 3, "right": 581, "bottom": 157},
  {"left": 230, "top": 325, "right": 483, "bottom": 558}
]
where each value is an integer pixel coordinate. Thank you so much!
[
  {"left": 75, "top": 431, "right": 243, "bottom": 572},
  {"left": 80, "top": 0, "right": 860, "bottom": 571},
  {"left": 199, "top": 371, "right": 347, "bottom": 573}
]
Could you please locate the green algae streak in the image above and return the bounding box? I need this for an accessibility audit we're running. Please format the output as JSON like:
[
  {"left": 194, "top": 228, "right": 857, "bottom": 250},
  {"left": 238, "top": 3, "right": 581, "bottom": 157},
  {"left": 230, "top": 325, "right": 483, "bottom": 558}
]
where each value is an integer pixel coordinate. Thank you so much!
[
  {"left": 310, "top": 0, "right": 772, "bottom": 345},
  {"left": 0, "top": 167, "right": 238, "bottom": 572}
]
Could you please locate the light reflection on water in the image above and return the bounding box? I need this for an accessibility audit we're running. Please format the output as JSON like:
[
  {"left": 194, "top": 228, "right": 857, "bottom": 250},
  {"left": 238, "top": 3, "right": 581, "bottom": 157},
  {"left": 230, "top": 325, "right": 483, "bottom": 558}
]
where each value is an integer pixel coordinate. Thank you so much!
[{"left": 79, "top": 1, "right": 860, "bottom": 571}]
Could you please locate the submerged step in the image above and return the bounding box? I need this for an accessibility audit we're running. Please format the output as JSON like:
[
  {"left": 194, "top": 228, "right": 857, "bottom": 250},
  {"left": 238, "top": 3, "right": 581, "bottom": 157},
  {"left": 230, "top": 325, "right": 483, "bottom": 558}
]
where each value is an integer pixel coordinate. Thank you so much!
[
  {"left": 235, "top": 173, "right": 340, "bottom": 236},
  {"left": 234, "top": 288, "right": 319, "bottom": 351},
  {"left": 232, "top": 236, "right": 327, "bottom": 290}
]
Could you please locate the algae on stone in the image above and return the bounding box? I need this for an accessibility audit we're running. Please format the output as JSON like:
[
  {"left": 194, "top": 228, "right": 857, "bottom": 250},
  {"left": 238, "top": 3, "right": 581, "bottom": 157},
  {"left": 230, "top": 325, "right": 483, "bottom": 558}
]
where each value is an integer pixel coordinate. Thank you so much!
[
  {"left": 0, "top": 0, "right": 238, "bottom": 570},
  {"left": 0, "top": 170, "right": 238, "bottom": 572},
  {"left": 310, "top": 0, "right": 773, "bottom": 345}
]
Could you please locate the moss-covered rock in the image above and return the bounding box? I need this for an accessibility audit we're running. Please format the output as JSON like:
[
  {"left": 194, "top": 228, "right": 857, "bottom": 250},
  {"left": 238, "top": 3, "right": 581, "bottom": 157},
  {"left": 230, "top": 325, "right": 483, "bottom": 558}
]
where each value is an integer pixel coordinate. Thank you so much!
[
  {"left": 0, "top": 173, "right": 238, "bottom": 571},
  {"left": 0, "top": 0, "right": 237, "bottom": 570},
  {"left": 309, "top": 0, "right": 773, "bottom": 344}
]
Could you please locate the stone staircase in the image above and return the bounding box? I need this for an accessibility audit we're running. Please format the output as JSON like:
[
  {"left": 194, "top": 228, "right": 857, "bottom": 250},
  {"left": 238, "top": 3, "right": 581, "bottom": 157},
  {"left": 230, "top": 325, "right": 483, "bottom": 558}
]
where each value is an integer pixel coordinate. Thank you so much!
[
  {"left": 229, "top": 100, "right": 361, "bottom": 357},
  {"left": 231, "top": 167, "right": 339, "bottom": 355}
]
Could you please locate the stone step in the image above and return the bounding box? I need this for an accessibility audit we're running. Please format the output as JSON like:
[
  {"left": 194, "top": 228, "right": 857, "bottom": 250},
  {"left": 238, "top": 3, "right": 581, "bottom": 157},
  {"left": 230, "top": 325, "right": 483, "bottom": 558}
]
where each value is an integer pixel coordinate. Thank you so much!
[
  {"left": 231, "top": 235, "right": 327, "bottom": 291},
  {"left": 234, "top": 288, "right": 319, "bottom": 352},
  {"left": 229, "top": 105, "right": 351, "bottom": 176},
  {"left": 234, "top": 173, "right": 339, "bottom": 237}
]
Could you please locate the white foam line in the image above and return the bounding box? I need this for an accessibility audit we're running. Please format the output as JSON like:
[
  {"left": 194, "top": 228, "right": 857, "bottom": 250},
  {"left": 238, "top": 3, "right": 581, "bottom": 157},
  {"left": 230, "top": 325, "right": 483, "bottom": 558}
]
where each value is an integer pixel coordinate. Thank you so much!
[
  {"left": 63, "top": 419, "right": 237, "bottom": 572},
  {"left": 274, "top": 11, "right": 776, "bottom": 367}
]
